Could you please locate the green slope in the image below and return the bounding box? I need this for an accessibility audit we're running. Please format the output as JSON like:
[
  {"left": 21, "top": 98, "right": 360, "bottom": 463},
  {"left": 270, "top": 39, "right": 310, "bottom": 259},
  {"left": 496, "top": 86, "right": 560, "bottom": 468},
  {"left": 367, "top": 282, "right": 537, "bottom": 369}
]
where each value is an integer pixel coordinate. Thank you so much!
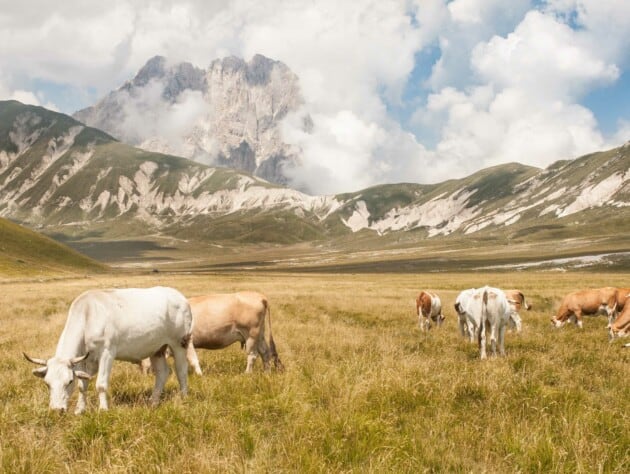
[{"left": 0, "top": 217, "right": 106, "bottom": 277}]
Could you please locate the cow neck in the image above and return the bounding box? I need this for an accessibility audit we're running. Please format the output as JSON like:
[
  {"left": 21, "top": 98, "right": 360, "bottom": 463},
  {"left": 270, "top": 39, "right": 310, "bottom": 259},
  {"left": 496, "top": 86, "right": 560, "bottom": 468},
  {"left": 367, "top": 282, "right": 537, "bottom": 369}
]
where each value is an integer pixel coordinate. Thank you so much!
[{"left": 54, "top": 308, "right": 87, "bottom": 360}]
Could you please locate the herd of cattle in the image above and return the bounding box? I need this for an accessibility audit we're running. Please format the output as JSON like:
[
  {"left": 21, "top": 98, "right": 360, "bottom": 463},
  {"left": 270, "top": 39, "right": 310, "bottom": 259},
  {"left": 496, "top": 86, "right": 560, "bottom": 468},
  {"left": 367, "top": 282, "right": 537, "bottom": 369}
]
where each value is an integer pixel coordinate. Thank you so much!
[
  {"left": 417, "top": 286, "right": 630, "bottom": 360},
  {"left": 23, "top": 284, "right": 629, "bottom": 414}
]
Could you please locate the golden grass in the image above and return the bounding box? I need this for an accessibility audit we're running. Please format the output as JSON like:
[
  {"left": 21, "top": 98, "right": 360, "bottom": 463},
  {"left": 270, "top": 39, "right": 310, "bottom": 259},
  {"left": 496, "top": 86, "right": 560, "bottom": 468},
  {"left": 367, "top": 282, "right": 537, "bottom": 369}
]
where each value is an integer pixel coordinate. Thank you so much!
[{"left": 0, "top": 271, "right": 628, "bottom": 472}]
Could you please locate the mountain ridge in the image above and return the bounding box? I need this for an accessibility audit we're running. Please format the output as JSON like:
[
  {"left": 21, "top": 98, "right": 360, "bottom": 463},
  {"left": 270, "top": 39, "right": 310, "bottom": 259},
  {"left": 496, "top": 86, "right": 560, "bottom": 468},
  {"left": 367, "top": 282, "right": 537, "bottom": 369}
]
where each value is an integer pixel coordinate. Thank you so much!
[{"left": 1, "top": 100, "right": 628, "bottom": 249}]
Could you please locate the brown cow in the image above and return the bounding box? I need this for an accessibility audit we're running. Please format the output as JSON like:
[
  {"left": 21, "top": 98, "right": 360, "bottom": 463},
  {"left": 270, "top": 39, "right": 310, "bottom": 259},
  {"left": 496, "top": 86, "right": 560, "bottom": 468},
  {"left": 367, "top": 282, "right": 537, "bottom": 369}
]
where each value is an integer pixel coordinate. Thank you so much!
[
  {"left": 616, "top": 288, "right": 630, "bottom": 311},
  {"left": 551, "top": 287, "right": 618, "bottom": 328},
  {"left": 608, "top": 300, "right": 630, "bottom": 341},
  {"left": 503, "top": 289, "right": 532, "bottom": 332},
  {"left": 415, "top": 291, "right": 444, "bottom": 331},
  {"left": 185, "top": 292, "right": 283, "bottom": 374}
]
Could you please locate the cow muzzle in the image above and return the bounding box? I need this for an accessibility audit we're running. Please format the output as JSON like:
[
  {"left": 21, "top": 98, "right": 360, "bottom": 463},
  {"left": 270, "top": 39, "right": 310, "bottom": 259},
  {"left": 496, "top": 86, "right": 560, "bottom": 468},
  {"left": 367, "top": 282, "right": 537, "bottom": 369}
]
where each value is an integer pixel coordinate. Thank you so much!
[{"left": 49, "top": 403, "right": 68, "bottom": 413}]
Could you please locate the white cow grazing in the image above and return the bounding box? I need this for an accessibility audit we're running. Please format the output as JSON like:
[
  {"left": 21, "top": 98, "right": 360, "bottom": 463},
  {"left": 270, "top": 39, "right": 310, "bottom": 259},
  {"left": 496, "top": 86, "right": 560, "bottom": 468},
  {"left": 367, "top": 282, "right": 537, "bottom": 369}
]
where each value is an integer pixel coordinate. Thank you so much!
[
  {"left": 24, "top": 287, "right": 192, "bottom": 413},
  {"left": 457, "top": 286, "right": 511, "bottom": 359}
]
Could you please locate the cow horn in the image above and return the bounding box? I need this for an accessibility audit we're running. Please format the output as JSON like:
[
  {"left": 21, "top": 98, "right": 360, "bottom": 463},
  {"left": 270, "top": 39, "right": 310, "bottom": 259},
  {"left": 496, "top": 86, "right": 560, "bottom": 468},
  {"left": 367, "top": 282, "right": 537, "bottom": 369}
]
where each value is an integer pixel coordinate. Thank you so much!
[
  {"left": 70, "top": 353, "right": 89, "bottom": 365},
  {"left": 23, "top": 353, "right": 47, "bottom": 366},
  {"left": 32, "top": 366, "right": 47, "bottom": 378}
]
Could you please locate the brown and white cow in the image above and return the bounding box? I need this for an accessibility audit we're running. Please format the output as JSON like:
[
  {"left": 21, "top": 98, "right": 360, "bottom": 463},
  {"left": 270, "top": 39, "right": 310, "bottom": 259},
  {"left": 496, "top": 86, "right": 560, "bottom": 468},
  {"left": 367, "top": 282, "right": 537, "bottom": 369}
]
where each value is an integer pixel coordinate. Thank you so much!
[
  {"left": 416, "top": 291, "right": 444, "bottom": 331},
  {"left": 185, "top": 291, "right": 283, "bottom": 374},
  {"left": 503, "top": 289, "right": 532, "bottom": 332},
  {"left": 551, "top": 287, "right": 618, "bottom": 328},
  {"left": 608, "top": 299, "right": 630, "bottom": 341}
]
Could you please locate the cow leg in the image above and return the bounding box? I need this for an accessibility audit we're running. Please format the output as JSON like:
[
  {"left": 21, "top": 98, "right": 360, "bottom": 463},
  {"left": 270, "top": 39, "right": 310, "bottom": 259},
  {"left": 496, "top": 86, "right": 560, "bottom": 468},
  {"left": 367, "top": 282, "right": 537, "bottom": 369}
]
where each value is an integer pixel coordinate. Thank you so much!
[
  {"left": 489, "top": 322, "right": 498, "bottom": 357},
  {"left": 185, "top": 340, "right": 202, "bottom": 376},
  {"left": 170, "top": 345, "right": 189, "bottom": 397},
  {"left": 74, "top": 359, "right": 96, "bottom": 414},
  {"left": 575, "top": 310, "right": 583, "bottom": 329},
  {"left": 75, "top": 377, "right": 89, "bottom": 415},
  {"left": 256, "top": 337, "right": 272, "bottom": 371},
  {"left": 458, "top": 316, "right": 467, "bottom": 338},
  {"left": 509, "top": 311, "right": 522, "bottom": 332},
  {"left": 498, "top": 324, "right": 507, "bottom": 356},
  {"left": 95, "top": 349, "right": 115, "bottom": 410},
  {"left": 478, "top": 322, "right": 487, "bottom": 360},
  {"left": 149, "top": 353, "right": 169, "bottom": 405},
  {"left": 418, "top": 309, "right": 429, "bottom": 331},
  {"left": 606, "top": 306, "right": 617, "bottom": 325},
  {"left": 244, "top": 336, "right": 258, "bottom": 373},
  {"left": 436, "top": 313, "right": 445, "bottom": 328}
]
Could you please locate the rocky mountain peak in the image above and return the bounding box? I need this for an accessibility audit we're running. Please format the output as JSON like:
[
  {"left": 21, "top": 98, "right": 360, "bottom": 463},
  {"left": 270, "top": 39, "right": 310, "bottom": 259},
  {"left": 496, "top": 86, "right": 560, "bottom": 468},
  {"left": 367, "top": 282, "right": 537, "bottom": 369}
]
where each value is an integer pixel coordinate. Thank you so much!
[
  {"left": 132, "top": 55, "right": 168, "bottom": 87},
  {"left": 73, "top": 54, "right": 304, "bottom": 184}
]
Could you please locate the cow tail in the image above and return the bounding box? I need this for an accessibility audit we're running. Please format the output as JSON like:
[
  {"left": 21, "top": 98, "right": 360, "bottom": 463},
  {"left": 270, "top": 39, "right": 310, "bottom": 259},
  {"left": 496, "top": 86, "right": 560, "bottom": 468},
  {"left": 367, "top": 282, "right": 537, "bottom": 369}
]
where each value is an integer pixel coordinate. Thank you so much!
[
  {"left": 266, "top": 301, "right": 284, "bottom": 371},
  {"left": 520, "top": 292, "right": 531, "bottom": 310},
  {"left": 482, "top": 287, "right": 489, "bottom": 336}
]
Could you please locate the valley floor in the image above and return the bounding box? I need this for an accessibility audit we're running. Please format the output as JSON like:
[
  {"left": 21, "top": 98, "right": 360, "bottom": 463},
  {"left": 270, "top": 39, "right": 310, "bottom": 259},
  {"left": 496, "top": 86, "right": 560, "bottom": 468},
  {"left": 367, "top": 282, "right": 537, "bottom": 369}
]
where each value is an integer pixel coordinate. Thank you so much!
[{"left": 1, "top": 271, "right": 628, "bottom": 472}]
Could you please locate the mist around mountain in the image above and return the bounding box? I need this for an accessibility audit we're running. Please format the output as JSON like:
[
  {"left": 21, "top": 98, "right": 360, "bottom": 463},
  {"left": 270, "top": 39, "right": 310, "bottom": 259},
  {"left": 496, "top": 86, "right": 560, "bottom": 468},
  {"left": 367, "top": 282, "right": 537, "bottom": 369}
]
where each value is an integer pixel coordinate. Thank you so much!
[
  {"left": 1, "top": 100, "right": 629, "bottom": 252},
  {"left": 73, "top": 55, "right": 305, "bottom": 185}
]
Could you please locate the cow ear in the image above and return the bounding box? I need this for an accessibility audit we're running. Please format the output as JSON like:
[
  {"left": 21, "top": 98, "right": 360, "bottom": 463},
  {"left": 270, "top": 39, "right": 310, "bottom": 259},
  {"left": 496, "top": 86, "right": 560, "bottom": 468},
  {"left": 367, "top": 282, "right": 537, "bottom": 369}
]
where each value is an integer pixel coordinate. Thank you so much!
[
  {"left": 32, "top": 367, "right": 47, "bottom": 378},
  {"left": 74, "top": 371, "right": 91, "bottom": 380}
]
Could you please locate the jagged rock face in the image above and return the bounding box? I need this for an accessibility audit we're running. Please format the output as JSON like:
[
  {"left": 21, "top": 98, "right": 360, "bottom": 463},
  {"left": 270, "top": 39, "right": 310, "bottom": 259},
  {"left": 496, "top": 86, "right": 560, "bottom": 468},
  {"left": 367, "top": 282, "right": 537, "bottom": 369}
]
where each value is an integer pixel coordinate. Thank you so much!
[{"left": 73, "top": 54, "right": 303, "bottom": 184}]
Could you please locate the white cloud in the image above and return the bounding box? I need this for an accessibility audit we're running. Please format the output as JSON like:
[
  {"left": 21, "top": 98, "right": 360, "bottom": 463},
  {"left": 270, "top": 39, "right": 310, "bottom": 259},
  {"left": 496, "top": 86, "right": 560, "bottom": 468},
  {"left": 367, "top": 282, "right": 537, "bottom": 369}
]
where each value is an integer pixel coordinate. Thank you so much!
[
  {"left": 412, "top": 3, "right": 628, "bottom": 180},
  {"left": 607, "top": 120, "right": 630, "bottom": 149},
  {"left": 472, "top": 11, "right": 619, "bottom": 99},
  {"left": 7, "top": 89, "right": 59, "bottom": 111},
  {"left": 0, "top": 1, "right": 628, "bottom": 194},
  {"left": 426, "top": 0, "right": 531, "bottom": 91}
]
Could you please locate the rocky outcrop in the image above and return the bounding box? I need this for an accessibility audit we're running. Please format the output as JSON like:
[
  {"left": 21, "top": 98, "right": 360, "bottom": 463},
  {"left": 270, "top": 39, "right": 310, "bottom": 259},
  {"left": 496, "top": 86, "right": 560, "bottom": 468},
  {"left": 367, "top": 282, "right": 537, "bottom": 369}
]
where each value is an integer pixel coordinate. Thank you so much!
[{"left": 73, "top": 54, "right": 304, "bottom": 184}]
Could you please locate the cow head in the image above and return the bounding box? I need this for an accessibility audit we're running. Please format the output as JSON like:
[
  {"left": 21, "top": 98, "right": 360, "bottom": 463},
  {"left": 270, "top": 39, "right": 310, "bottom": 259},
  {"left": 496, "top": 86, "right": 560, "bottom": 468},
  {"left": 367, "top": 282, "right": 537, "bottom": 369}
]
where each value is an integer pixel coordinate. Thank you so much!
[
  {"left": 24, "top": 353, "right": 91, "bottom": 411},
  {"left": 550, "top": 314, "right": 567, "bottom": 328},
  {"left": 608, "top": 322, "right": 629, "bottom": 341}
]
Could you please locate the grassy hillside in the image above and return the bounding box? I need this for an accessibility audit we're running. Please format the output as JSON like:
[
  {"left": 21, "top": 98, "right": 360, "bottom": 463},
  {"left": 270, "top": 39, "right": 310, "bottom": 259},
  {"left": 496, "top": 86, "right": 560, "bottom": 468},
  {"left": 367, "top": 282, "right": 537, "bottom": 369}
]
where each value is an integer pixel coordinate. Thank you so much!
[{"left": 0, "top": 217, "right": 106, "bottom": 278}]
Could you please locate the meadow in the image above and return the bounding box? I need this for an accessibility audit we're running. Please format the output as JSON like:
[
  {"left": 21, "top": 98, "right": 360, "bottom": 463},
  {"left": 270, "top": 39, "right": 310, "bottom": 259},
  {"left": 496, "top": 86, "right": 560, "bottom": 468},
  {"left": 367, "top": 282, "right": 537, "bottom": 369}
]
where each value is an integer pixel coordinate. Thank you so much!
[{"left": 0, "top": 271, "right": 628, "bottom": 473}]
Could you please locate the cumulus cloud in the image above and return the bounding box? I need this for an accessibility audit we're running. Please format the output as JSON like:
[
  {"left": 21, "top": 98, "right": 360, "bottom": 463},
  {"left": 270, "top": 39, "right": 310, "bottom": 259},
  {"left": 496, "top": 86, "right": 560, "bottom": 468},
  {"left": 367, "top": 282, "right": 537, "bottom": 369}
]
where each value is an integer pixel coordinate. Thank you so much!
[
  {"left": 0, "top": 1, "right": 628, "bottom": 194},
  {"left": 282, "top": 110, "right": 431, "bottom": 194},
  {"left": 472, "top": 11, "right": 619, "bottom": 99},
  {"left": 411, "top": 2, "right": 629, "bottom": 179},
  {"left": 114, "top": 78, "right": 210, "bottom": 158}
]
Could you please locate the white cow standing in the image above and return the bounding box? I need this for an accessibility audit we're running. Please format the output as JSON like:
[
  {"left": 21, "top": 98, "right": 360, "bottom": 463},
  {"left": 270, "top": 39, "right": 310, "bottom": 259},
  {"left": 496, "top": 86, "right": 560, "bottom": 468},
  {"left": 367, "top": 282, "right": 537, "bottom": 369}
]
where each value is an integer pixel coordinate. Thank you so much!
[
  {"left": 24, "top": 286, "right": 192, "bottom": 413},
  {"left": 455, "top": 286, "right": 511, "bottom": 359}
]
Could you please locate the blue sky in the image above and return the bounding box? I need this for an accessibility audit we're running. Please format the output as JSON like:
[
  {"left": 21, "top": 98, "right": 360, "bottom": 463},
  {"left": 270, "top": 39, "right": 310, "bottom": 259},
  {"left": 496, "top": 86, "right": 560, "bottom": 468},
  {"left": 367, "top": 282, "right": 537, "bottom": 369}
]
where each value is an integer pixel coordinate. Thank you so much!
[{"left": 0, "top": 0, "right": 628, "bottom": 193}]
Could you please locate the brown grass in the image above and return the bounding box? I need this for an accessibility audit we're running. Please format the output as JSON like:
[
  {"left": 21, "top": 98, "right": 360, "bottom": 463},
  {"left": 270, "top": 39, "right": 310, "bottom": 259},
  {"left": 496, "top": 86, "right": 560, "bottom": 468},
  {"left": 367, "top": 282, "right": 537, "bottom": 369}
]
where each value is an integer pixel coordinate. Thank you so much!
[{"left": 0, "top": 271, "right": 628, "bottom": 472}]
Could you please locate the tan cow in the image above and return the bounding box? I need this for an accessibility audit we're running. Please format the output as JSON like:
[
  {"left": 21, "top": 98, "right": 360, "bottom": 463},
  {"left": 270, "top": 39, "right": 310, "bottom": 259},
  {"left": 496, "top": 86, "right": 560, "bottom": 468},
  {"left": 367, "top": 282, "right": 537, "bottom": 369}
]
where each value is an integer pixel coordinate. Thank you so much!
[
  {"left": 551, "top": 287, "right": 618, "bottom": 328},
  {"left": 185, "top": 292, "right": 283, "bottom": 374},
  {"left": 608, "top": 299, "right": 630, "bottom": 341},
  {"left": 415, "top": 291, "right": 444, "bottom": 331},
  {"left": 503, "top": 289, "right": 532, "bottom": 332},
  {"left": 616, "top": 288, "right": 630, "bottom": 311}
]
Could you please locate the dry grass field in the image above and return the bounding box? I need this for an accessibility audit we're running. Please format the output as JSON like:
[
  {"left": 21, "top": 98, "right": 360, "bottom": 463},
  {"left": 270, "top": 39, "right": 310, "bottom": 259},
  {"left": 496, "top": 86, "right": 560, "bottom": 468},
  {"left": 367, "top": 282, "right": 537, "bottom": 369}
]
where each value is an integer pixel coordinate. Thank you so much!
[{"left": 0, "top": 271, "right": 628, "bottom": 472}]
